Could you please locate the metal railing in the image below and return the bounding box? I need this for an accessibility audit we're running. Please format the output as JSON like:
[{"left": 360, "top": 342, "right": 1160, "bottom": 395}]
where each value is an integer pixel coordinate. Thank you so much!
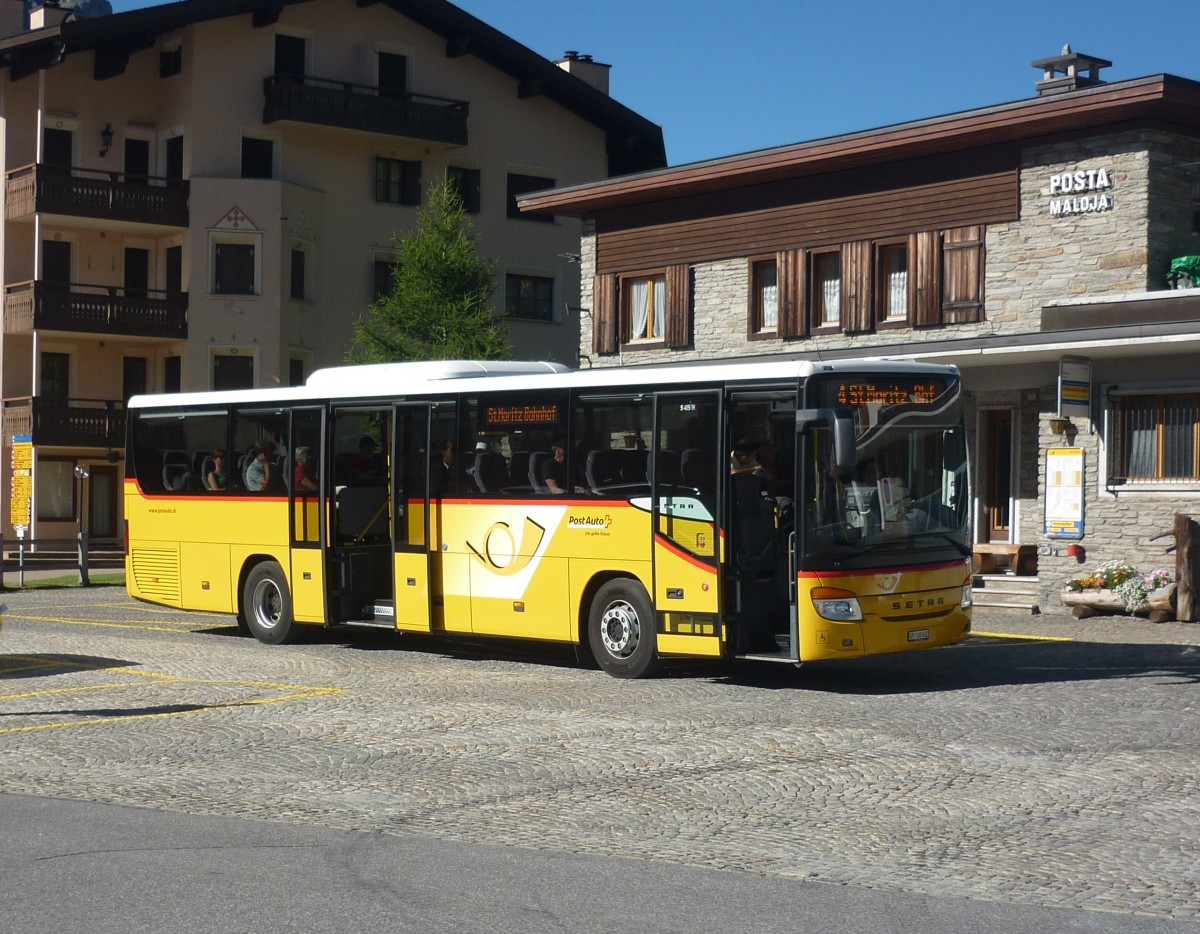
[{"left": 263, "top": 73, "right": 469, "bottom": 145}]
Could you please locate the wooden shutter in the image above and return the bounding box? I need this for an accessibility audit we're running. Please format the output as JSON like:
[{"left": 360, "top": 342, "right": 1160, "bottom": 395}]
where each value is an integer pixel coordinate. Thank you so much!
[
  {"left": 777, "top": 249, "right": 807, "bottom": 339},
  {"left": 592, "top": 274, "right": 618, "bottom": 355},
  {"left": 942, "top": 225, "right": 984, "bottom": 324},
  {"left": 664, "top": 264, "right": 691, "bottom": 348},
  {"left": 842, "top": 241, "right": 874, "bottom": 334},
  {"left": 911, "top": 230, "right": 941, "bottom": 327}
]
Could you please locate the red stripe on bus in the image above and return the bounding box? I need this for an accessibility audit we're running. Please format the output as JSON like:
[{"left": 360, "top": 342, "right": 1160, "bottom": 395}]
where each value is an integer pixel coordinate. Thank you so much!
[{"left": 797, "top": 559, "right": 969, "bottom": 578}]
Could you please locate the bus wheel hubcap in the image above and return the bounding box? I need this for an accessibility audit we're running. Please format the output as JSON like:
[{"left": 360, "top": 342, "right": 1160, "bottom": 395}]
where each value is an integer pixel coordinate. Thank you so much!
[
  {"left": 252, "top": 580, "right": 282, "bottom": 630},
  {"left": 600, "top": 600, "right": 639, "bottom": 657}
]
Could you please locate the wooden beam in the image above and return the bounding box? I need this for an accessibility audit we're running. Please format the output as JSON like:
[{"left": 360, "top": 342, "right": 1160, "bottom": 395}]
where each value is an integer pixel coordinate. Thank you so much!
[
  {"left": 252, "top": 6, "right": 282, "bottom": 27},
  {"left": 9, "top": 42, "right": 66, "bottom": 81},
  {"left": 94, "top": 42, "right": 130, "bottom": 80},
  {"left": 517, "top": 77, "right": 542, "bottom": 99},
  {"left": 445, "top": 35, "right": 471, "bottom": 58}
]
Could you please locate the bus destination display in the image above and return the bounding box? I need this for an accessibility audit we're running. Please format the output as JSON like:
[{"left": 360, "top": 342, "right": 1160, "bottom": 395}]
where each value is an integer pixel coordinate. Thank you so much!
[{"left": 815, "top": 377, "right": 952, "bottom": 408}]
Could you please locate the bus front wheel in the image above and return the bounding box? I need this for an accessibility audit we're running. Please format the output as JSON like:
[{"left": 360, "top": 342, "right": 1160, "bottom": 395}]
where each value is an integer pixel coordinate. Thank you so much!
[
  {"left": 588, "top": 579, "right": 660, "bottom": 679},
  {"left": 242, "top": 560, "right": 297, "bottom": 645}
]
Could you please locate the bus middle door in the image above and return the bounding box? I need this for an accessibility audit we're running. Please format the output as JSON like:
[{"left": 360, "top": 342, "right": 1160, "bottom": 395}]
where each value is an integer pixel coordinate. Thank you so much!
[
  {"left": 652, "top": 390, "right": 722, "bottom": 658},
  {"left": 392, "top": 402, "right": 433, "bottom": 632}
]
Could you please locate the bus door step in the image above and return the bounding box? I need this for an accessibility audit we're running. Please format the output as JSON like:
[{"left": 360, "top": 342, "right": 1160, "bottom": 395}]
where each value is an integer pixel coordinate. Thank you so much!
[{"left": 360, "top": 599, "right": 396, "bottom": 625}]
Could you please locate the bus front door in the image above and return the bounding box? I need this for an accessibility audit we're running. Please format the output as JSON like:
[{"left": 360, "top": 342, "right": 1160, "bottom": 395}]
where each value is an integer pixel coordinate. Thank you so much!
[
  {"left": 391, "top": 403, "right": 433, "bottom": 632},
  {"left": 652, "top": 390, "right": 723, "bottom": 659}
]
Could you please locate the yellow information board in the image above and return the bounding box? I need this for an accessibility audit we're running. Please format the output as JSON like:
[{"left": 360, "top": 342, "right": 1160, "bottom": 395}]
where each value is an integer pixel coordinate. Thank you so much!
[{"left": 10, "top": 434, "right": 32, "bottom": 528}]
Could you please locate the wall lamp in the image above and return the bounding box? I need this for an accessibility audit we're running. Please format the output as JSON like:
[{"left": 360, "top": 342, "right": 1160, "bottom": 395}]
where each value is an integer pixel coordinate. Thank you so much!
[{"left": 99, "top": 123, "right": 113, "bottom": 158}]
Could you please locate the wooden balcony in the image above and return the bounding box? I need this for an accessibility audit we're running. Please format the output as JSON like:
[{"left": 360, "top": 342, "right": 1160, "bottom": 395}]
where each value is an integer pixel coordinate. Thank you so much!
[
  {"left": 4, "top": 281, "right": 188, "bottom": 339},
  {"left": 263, "top": 74, "right": 469, "bottom": 146},
  {"left": 5, "top": 164, "right": 189, "bottom": 227},
  {"left": 3, "top": 397, "right": 125, "bottom": 448}
]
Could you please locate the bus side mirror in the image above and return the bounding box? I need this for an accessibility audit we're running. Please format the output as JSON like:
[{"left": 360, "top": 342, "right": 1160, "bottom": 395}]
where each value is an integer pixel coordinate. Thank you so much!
[{"left": 796, "top": 408, "right": 857, "bottom": 473}]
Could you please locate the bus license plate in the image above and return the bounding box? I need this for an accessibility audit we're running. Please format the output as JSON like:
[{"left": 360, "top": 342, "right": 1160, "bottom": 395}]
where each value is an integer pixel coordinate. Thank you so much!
[{"left": 907, "top": 629, "right": 930, "bottom": 642}]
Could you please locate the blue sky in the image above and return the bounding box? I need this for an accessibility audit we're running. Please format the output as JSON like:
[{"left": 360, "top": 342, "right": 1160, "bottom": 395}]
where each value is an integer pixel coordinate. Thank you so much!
[{"left": 112, "top": 0, "right": 1200, "bottom": 167}]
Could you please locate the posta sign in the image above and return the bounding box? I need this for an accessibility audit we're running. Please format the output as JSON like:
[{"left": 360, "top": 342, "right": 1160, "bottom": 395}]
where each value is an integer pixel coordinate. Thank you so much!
[{"left": 1048, "top": 167, "right": 1113, "bottom": 217}]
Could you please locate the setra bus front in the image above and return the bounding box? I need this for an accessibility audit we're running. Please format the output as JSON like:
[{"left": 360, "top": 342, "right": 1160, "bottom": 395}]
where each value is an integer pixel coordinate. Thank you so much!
[{"left": 792, "top": 369, "right": 973, "bottom": 661}]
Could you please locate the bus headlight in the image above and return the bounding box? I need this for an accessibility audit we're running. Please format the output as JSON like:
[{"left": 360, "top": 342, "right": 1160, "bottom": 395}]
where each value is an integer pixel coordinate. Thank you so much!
[
  {"left": 811, "top": 587, "right": 863, "bottom": 621},
  {"left": 962, "top": 584, "right": 973, "bottom": 608}
]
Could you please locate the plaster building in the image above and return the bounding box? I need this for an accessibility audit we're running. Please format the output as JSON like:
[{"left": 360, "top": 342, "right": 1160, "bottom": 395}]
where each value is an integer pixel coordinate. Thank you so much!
[
  {"left": 0, "top": 0, "right": 664, "bottom": 545},
  {"left": 521, "top": 51, "right": 1200, "bottom": 610}
]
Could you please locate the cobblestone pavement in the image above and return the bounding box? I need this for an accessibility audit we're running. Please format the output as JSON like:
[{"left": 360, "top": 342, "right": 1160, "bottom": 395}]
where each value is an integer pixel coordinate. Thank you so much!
[{"left": 2, "top": 589, "right": 1199, "bottom": 923}]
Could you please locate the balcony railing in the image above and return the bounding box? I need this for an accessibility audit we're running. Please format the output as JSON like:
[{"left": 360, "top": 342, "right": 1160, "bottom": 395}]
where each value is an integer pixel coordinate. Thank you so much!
[
  {"left": 3, "top": 396, "right": 125, "bottom": 448},
  {"left": 5, "top": 164, "right": 189, "bottom": 227},
  {"left": 4, "top": 281, "right": 188, "bottom": 338},
  {"left": 263, "top": 74, "right": 469, "bottom": 146}
]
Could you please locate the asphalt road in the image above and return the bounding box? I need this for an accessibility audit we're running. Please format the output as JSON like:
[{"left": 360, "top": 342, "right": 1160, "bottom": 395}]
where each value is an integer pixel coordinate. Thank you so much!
[{"left": 2, "top": 588, "right": 1199, "bottom": 933}]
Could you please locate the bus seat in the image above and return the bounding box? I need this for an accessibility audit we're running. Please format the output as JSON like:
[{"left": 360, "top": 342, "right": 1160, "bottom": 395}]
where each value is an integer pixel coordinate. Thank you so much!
[
  {"left": 508, "top": 450, "right": 531, "bottom": 486},
  {"left": 336, "top": 485, "right": 389, "bottom": 537},
  {"left": 471, "top": 451, "right": 505, "bottom": 492},
  {"left": 681, "top": 448, "right": 711, "bottom": 485},
  {"left": 527, "top": 451, "right": 549, "bottom": 492},
  {"left": 648, "top": 450, "right": 681, "bottom": 486},
  {"left": 585, "top": 449, "right": 616, "bottom": 489},
  {"left": 199, "top": 455, "right": 215, "bottom": 490},
  {"left": 162, "top": 450, "right": 191, "bottom": 491},
  {"left": 616, "top": 449, "right": 646, "bottom": 483}
]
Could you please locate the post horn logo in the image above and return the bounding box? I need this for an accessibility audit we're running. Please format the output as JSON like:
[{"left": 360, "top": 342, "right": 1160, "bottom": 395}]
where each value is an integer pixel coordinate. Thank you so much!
[{"left": 466, "top": 516, "right": 547, "bottom": 577}]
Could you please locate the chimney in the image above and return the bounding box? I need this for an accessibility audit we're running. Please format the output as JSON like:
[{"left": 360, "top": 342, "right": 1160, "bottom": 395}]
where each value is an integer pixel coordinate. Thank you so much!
[
  {"left": 29, "top": 0, "right": 72, "bottom": 29},
  {"left": 556, "top": 50, "right": 610, "bottom": 96},
  {"left": 1032, "top": 45, "right": 1111, "bottom": 97}
]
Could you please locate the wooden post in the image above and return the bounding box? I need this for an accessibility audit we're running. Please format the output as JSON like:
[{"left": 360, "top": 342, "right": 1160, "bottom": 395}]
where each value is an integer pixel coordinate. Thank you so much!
[{"left": 1174, "top": 513, "right": 1198, "bottom": 622}]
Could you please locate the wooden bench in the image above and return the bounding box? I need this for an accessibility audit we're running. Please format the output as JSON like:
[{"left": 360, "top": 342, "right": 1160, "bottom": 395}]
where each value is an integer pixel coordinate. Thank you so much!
[{"left": 973, "top": 543, "right": 1037, "bottom": 576}]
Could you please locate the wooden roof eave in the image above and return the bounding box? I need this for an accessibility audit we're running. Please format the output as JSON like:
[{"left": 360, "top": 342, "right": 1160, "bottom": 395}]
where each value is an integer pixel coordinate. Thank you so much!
[{"left": 520, "top": 74, "right": 1200, "bottom": 218}]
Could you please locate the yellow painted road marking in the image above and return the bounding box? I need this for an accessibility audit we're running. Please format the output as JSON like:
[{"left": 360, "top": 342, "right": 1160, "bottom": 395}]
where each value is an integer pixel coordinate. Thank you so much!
[
  {"left": 972, "top": 630, "right": 1073, "bottom": 643},
  {"left": 0, "top": 655, "right": 342, "bottom": 734},
  {"left": 2, "top": 612, "right": 220, "bottom": 634}
]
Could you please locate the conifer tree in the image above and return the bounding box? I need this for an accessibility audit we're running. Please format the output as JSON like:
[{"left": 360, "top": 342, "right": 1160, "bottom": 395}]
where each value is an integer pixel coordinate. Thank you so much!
[{"left": 351, "top": 180, "right": 510, "bottom": 362}]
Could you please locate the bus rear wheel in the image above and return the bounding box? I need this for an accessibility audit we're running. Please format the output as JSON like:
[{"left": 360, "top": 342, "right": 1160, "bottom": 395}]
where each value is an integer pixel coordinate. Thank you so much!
[
  {"left": 588, "top": 579, "right": 660, "bottom": 679},
  {"left": 242, "top": 560, "right": 297, "bottom": 645}
]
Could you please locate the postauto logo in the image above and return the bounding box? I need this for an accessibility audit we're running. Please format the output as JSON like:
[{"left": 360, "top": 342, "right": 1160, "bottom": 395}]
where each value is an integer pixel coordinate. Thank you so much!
[{"left": 567, "top": 514, "right": 612, "bottom": 529}]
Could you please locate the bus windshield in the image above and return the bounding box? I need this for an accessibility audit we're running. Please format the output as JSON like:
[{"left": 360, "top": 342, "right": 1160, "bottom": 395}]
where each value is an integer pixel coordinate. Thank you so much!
[{"left": 800, "top": 373, "right": 969, "bottom": 570}]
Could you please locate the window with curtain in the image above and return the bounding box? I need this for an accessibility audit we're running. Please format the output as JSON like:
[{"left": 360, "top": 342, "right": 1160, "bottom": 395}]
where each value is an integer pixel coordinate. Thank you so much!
[
  {"left": 812, "top": 251, "right": 840, "bottom": 328},
  {"left": 623, "top": 274, "right": 666, "bottom": 343},
  {"left": 878, "top": 243, "right": 908, "bottom": 322},
  {"left": 1110, "top": 393, "right": 1200, "bottom": 484},
  {"left": 752, "top": 259, "right": 778, "bottom": 334}
]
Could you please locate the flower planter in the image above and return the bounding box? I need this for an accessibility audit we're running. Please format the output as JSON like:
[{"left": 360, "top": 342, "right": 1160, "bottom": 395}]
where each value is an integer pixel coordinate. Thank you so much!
[{"left": 1061, "top": 583, "right": 1176, "bottom": 617}]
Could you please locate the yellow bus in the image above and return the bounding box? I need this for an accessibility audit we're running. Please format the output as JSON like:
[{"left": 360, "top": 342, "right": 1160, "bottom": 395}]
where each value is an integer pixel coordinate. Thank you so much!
[{"left": 125, "top": 358, "right": 972, "bottom": 677}]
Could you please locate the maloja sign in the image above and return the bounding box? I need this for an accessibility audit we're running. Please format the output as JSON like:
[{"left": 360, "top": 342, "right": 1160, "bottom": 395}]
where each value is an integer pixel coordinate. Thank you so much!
[{"left": 1048, "top": 167, "right": 1113, "bottom": 217}]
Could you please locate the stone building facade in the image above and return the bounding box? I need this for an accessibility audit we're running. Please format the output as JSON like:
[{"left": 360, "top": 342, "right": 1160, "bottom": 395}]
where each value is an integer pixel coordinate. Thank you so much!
[{"left": 525, "top": 58, "right": 1200, "bottom": 610}]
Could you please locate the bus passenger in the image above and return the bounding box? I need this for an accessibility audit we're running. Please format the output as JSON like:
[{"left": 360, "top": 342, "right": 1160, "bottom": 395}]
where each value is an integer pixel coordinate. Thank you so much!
[
  {"left": 207, "top": 449, "right": 228, "bottom": 491},
  {"left": 245, "top": 441, "right": 277, "bottom": 492},
  {"left": 347, "top": 436, "right": 380, "bottom": 479},
  {"left": 293, "top": 446, "right": 317, "bottom": 492},
  {"left": 542, "top": 441, "right": 568, "bottom": 494},
  {"left": 431, "top": 439, "right": 456, "bottom": 492}
]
